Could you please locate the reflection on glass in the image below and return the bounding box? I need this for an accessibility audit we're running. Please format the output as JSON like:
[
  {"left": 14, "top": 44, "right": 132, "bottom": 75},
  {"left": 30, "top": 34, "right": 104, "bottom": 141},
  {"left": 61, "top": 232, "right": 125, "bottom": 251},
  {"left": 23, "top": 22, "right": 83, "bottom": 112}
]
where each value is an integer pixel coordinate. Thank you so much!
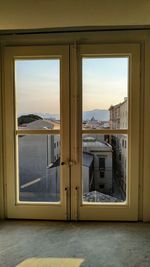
[
  {"left": 82, "top": 134, "right": 128, "bottom": 203},
  {"left": 18, "top": 134, "right": 61, "bottom": 202},
  {"left": 15, "top": 59, "right": 60, "bottom": 129},
  {"left": 82, "top": 57, "right": 128, "bottom": 129}
]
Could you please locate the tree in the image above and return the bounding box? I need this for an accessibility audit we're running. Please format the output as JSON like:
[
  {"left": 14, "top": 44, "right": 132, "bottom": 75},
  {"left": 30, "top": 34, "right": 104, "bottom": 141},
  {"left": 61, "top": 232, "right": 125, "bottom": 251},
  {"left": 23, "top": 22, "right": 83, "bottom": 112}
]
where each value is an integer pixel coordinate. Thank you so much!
[{"left": 18, "top": 114, "right": 42, "bottom": 126}]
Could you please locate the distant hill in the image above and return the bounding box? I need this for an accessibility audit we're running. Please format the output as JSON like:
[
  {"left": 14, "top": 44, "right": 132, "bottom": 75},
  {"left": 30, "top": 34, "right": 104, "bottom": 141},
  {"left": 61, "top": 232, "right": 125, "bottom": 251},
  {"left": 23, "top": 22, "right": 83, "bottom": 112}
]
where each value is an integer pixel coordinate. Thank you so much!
[
  {"left": 36, "top": 113, "right": 60, "bottom": 120},
  {"left": 19, "top": 109, "right": 109, "bottom": 122},
  {"left": 18, "top": 114, "right": 42, "bottom": 126},
  {"left": 83, "top": 109, "right": 109, "bottom": 121}
]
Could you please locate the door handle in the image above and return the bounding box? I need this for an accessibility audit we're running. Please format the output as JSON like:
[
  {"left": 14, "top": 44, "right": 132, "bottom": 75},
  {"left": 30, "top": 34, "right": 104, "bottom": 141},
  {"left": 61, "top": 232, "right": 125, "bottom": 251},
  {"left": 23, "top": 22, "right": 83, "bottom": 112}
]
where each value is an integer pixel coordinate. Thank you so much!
[{"left": 61, "top": 161, "right": 76, "bottom": 167}]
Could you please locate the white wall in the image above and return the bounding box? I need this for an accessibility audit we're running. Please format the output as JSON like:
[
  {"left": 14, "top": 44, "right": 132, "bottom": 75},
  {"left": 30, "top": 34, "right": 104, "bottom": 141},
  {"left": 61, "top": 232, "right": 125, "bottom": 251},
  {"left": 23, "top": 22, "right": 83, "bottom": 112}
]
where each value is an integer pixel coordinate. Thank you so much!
[{"left": 0, "top": 0, "right": 150, "bottom": 30}]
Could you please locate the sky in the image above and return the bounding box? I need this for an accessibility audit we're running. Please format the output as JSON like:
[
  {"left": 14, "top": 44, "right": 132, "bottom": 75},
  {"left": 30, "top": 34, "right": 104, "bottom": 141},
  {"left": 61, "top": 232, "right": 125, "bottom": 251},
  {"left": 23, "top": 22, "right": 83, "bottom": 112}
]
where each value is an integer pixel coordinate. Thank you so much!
[
  {"left": 15, "top": 59, "right": 60, "bottom": 115},
  {"left": 83, "top": 57, "right": 128, "bottom": 111},
  {"left": 15, "top": 57, "right": 128, "bottom": 115}
]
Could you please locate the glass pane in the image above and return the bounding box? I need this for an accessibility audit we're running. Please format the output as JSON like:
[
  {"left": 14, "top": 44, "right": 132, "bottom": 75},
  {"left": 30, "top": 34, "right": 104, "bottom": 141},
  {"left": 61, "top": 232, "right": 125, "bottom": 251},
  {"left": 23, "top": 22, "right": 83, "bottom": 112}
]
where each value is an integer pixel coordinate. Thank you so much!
[
  {"left": 82, "top": 57, "right": 128, "bottom": 129},
  {"left": 82, "top": 134, "right": 127, "bottom": 203},
  {"left": 15, "top": 59, "right": 60, "bottom": 130},
  {"left": 18, "top": 134, "right": 61, "bottom": 202}
]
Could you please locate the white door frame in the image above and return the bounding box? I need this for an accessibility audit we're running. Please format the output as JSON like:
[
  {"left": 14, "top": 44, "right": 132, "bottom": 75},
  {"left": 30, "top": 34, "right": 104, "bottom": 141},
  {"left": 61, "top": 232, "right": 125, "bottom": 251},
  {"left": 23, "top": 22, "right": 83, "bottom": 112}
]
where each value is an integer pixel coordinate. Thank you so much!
[{"left": 2, "top": 37, "right": 142, "bottom": 221}]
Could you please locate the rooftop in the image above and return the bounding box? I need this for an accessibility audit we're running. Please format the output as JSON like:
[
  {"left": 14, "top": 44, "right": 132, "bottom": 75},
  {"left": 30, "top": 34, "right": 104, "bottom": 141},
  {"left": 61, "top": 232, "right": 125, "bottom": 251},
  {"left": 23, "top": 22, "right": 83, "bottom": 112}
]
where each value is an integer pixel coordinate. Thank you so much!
[
  {"left": 83, "top": 191, "right": 121, "bottom": 202},
  {"left": 19, "top": 119, "right": 60, "bottom": 130},
  {"left": 83, "top": 138, "right": 112, "bottom": 151}
]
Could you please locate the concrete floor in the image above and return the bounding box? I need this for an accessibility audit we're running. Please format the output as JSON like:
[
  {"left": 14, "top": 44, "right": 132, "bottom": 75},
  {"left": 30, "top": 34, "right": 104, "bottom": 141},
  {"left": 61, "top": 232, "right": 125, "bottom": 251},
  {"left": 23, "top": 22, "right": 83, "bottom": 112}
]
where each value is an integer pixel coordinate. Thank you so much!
[{"left": 0, "top": 220, "right": 150, "bottom": 267}]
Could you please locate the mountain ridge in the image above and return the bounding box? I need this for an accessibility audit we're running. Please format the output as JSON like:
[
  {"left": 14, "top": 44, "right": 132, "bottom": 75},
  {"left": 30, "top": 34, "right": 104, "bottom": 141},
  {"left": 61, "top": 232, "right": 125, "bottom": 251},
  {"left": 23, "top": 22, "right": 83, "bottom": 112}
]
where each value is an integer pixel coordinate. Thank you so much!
[{"left": 19, "top": 109, "right": 110, "bottom": 121}]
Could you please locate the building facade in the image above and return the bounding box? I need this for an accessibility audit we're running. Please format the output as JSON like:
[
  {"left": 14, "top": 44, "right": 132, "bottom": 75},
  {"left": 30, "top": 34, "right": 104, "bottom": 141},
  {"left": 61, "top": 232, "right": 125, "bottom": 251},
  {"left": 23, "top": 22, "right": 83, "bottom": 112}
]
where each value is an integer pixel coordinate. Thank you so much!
[
  {"left": 109, "top": 98, "right": 128, "bottom": 198},
  {"left": 82, "top": 136, "right": 112, "bottom": 194}
]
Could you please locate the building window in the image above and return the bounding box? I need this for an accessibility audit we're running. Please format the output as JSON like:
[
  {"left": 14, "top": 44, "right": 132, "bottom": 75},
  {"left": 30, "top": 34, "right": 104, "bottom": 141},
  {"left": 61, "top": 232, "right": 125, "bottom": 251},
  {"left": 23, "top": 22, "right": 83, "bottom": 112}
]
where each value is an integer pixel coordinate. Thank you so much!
[
  {"left": 100, "top": 171, "right": 105, "bottom": 178},
  {"left": 99, "top": 158, "right": 105, "bottom": 178},
  {"left": 99, "top": 158, "right": 105, "bottom": 170},
  {"left": 124, "top": 140, "right": 127, "bottom": 148},
  {"left": 99, "top": 184, "right": 105, "bottom": 189}
]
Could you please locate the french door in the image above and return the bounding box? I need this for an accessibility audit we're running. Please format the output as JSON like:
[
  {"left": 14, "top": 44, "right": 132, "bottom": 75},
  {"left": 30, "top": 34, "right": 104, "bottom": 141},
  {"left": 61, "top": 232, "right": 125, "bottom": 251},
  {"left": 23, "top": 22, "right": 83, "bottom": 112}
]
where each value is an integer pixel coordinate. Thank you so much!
[{"left": 3, "top": 43, "right": 140, "bottom": 220}]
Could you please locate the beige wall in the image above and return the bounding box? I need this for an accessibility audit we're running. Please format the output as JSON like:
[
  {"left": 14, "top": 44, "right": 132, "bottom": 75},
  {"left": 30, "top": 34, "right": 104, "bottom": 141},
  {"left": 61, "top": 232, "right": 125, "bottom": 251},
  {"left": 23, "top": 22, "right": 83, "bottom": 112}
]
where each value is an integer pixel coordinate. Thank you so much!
[{"left": 0, "top": 0, "right": 150, "bottom": 30}]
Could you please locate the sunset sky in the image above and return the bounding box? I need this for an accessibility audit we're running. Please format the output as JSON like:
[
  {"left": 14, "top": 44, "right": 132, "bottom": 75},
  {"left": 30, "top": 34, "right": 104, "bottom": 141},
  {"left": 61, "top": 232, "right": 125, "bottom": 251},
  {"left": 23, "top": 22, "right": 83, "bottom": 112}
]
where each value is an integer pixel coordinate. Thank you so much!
[
  {"left": 15, "top": 57, "right": 128, "bottom": 116},
  {"left": 83, "top": 57, "right": 128, "bottom": 111}
]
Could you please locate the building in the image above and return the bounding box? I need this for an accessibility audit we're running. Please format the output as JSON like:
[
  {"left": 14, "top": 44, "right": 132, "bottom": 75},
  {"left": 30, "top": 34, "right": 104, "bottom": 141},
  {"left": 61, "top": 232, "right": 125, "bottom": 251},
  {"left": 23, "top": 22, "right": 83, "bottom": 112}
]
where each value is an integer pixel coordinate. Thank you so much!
[
  {"left": 82, "top": 152, "right": 94, "bottom": 194},
  {"left": 84, "top": 116, "right": 100, "bottom": 129},
  {"left": 109, "top": 103, "right": 121, "bottom": 129},
  {"left": 83, "top": 116, "right": 110, "bottom": 130},
  {"left": 120, "top": 97, "right": 128, "bottom": 129},
  {"left": 109, "top": 98, "right": 128, "bottom": 198},
  {"left": 19, "top": 119, "right": 60, "bottom": 201},
  {"left": 82, "top": 136, "right": 112, "bottom": 194}
]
